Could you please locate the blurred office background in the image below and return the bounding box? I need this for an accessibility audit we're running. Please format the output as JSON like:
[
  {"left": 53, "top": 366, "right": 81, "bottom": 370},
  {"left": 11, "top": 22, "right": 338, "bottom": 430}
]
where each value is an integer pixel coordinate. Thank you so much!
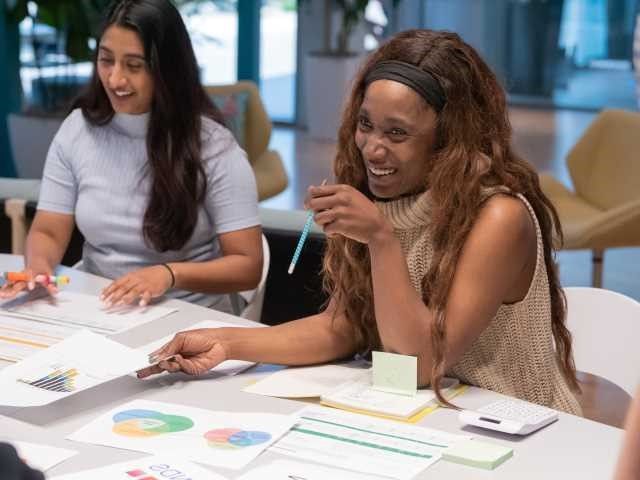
[{"left": 1, "top": 0, "right": 639, "bottom": 298}]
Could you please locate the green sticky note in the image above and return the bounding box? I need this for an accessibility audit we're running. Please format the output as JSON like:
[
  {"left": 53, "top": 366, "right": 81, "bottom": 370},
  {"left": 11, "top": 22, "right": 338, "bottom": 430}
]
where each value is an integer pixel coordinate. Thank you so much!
[
  {"left": 371, "top": 351, "right": 417, "bottom": 396},
  {"left": 443, "top": 440, "right": 513, "bottom": 470}
]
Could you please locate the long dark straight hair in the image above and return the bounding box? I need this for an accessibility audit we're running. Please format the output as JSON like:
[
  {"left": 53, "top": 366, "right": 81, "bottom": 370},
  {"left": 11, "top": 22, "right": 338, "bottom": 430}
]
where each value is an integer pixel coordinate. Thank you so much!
[{"left": 72, "top": 0, "right": 224, "bottom": 251}]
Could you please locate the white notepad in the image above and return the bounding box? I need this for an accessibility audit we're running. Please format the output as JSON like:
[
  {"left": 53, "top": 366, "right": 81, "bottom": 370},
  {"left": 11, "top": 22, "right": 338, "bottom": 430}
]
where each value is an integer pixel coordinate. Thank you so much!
[{"left": 321, "top": 377, "right": 459, "bottom": 420}]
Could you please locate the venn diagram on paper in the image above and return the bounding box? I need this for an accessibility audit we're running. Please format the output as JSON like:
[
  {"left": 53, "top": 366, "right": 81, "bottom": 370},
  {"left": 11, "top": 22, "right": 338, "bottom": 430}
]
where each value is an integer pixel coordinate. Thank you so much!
[{"left": 112, "top": 409, "right": 272, "bottom": 448}]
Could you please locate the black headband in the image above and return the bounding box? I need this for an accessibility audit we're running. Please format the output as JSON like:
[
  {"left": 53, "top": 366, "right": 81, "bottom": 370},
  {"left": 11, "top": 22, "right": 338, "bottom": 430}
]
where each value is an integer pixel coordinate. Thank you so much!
[{"left": 364, "top": 60, "right": 446, "bottom": 112}]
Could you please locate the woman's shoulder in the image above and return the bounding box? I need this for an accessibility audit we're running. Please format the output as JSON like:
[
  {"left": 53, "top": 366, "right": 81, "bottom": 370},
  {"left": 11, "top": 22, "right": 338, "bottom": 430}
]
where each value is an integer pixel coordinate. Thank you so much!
[
  {"left": 474, "top": 193, "right": 537, "bottom": 263},
  {"left": 51, "top": 108, "right": 94, "bottom": 147},
  {"left": 200, "top": 115, "right": 235, "bottom": 144},
  {"left": 57, "top": 108, "right": 99, "bottom": 137},
  {"left": 199, "top": 115, "right": 245, "bottom": 163},
  {"left": 478, "top": 193, "right": 535, "bottom": 237},
  {"left": 61, "top": 108, "right": 89, "bottom": 129}
]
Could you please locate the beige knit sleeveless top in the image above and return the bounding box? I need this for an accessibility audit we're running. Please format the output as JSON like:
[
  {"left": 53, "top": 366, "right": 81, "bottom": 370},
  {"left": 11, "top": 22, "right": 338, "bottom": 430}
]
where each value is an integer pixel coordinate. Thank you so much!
[{"left": 376, "top": 189, "right": 582, "bottom": 415}]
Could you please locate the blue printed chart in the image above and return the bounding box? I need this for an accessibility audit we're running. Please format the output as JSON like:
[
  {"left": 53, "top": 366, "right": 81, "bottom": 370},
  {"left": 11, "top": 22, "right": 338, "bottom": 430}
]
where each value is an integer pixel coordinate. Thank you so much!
[{"left": 67, "top": 399, "right": 297, "bottom": 470}]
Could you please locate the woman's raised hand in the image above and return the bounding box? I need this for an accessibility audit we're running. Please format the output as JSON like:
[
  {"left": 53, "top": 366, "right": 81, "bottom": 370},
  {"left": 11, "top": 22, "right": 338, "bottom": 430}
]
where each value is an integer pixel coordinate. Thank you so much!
[{"left": 305, "top": 183, "right": 393, "bottom": 244}]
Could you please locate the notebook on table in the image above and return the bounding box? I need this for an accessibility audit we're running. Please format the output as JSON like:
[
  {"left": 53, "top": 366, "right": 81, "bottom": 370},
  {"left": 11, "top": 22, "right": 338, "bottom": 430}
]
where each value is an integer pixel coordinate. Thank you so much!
[{"left": 320, "top": 377, "right": 460, "bottom": 421}]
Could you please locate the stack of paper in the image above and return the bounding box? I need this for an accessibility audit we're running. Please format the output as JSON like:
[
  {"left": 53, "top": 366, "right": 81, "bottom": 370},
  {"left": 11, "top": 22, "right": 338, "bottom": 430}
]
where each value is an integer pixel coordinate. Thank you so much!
[
  {"left": 271, "top": 405, "right": 471, "bottom": 479},
  {"left": 0, "top": 291, "right": 177, "bottom": 363},
  {"left": 243, "top": 356, "right": 462, "bottom": 421},
  {"left": 0, "top": 314, "right": 77, "bottom": 362},
  {"left": 320, "top": 377, "right": 459, "bottom": 421},
  {"left": 1, "top": 291, "right": 177, "bottom": 335}
]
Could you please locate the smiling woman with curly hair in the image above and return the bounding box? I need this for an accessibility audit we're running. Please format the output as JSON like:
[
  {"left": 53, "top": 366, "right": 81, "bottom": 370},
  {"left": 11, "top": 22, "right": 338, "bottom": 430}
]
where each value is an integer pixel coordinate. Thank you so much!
[{"left": 138, "top": 29, "right": 581, "bottom": 415}]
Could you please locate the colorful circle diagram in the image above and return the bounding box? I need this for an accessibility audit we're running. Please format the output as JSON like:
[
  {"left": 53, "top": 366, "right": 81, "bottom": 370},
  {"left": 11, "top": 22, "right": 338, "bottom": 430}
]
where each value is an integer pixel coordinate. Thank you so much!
[
  {"left": 204, "top": 428, "right": 271, "bottom": 449},
  {"left": 112, "top": 409, "right": 194, "bottom": 437}
]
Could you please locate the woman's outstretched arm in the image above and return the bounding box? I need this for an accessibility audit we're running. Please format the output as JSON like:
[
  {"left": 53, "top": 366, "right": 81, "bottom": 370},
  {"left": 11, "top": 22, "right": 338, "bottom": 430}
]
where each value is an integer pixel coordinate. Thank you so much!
[{"left": 137, "top": 302, "right": 359, "bottom": 377}]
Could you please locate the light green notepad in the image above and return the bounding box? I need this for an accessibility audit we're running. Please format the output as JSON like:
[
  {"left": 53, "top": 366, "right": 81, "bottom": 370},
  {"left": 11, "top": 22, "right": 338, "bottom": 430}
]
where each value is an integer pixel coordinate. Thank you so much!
[
  {"left": 371, "top": 351, "right": 417, "bottom": 396},
  {"left": 443, "top": 440, "right": 513, "bottom": 470}
]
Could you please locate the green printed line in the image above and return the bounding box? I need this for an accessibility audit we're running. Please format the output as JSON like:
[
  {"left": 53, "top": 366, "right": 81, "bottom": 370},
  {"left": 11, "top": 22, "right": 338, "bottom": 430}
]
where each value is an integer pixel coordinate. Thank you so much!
[
  {"left": 292, "top": 427, "right": 433, "bottom": 458},
  {"left": 300, "top": 416, "right": 448, "bottom": 449}
]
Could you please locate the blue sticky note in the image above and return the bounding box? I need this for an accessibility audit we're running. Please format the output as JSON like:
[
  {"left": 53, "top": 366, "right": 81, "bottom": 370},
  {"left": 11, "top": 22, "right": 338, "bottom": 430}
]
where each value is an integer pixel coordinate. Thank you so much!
[{"left": 371, "top": 351, "right": 417, "bottom": 396}]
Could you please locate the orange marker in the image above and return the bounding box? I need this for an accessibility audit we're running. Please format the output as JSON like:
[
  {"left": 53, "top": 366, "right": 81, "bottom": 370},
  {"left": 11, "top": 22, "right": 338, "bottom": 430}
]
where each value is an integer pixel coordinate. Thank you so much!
[{"left": 2, "top": 271, "right": 29, "bottom": 282}]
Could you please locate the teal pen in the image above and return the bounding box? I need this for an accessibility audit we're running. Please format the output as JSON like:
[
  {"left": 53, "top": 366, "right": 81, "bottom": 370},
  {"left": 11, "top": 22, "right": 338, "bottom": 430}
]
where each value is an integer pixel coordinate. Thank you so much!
[{"left": 288, "top": 179, "right": 327, "bottom": 275}]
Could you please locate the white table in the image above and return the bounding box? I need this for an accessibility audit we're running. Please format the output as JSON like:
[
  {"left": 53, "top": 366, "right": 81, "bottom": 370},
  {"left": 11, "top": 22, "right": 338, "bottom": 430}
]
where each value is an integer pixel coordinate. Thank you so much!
[{"left": 0, "top": 254, "right": 624, "bottom": 478}]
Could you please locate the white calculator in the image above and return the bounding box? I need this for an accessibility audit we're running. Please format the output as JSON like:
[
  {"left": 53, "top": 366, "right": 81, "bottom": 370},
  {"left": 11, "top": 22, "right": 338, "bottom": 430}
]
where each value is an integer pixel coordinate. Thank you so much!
[{"left": 459, "top": 398, "right": 559, "bottom": 435}]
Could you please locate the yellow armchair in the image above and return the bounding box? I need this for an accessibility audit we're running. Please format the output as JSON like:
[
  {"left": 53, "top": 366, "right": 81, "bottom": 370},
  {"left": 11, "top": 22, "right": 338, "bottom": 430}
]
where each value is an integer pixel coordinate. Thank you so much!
[
  {"left": 539, "top": 109, "right": 640, "bottom": 287},
  {"left": 205, "top": 81, "right": 288, "bottom": 201}
]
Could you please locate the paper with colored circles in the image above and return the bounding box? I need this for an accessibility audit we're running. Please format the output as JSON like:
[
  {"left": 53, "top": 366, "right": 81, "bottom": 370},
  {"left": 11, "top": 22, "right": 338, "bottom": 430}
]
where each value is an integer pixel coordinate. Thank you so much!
[{"left": 66, "top": 399, "right": 298, "bottom": 470}]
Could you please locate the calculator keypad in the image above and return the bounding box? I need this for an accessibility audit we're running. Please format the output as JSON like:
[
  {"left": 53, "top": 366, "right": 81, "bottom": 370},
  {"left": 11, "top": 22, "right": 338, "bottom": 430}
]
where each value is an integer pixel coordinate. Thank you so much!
[{"left": 478, "top": 399, "right": 556, "bottom": 424}]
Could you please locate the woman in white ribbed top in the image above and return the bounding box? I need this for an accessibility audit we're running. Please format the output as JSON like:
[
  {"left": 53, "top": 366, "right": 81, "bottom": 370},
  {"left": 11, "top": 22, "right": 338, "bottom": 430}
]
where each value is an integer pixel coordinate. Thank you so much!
[{"left": 0, "top": 0, "right": 262, "bottom": 312}]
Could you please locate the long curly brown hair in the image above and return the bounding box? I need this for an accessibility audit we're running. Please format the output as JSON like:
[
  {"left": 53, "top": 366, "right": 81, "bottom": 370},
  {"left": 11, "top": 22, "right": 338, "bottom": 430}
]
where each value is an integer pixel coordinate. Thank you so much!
[{"left": 322, "top": 29, "right": 578, "bottom": 404}]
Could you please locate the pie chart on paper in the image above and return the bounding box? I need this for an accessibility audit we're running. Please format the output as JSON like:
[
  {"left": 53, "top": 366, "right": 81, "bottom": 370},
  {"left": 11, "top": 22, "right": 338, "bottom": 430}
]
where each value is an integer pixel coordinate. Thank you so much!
[
  {"left": 204, "top": 428, "right": 272, "bottom": 449},
  {"left": 112, "top": 409, "right": 194, "bottom": 437}
]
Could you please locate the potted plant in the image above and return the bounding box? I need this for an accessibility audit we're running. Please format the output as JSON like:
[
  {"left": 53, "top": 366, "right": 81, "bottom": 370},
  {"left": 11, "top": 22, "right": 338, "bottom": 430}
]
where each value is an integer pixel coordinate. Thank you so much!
[
  {"left": 2, "top": 0, "right": 110, "bottom": 177},
  {"left": 301, "top": 0, "right": 400, "bottom": 140},
  {"left": 6, "top": 0, "right": 111, "bottom": 112}
]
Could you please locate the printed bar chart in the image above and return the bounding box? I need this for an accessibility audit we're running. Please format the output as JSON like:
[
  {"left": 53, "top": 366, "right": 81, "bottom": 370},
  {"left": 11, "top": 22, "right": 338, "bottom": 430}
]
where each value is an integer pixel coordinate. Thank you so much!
[{"left": 19, "top": 365, "right": 79, "bottom": 392}]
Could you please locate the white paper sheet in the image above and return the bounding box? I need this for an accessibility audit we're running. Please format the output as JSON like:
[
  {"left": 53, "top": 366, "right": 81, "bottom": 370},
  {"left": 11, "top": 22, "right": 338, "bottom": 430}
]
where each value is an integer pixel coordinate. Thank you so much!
[
  {"left": 238, "top": 459, "right": 388, "bottom": 480},
  {"left": 138, "top": 320, "right": 260, "bottom": 376},
  {"left": 49, "top": 455, "right": 229, "bottom": 480},
  {"left": 0, "top": 314, "right": 79, "bottom": 362},
  {"left": 270, "top": 405, "right": 471, "bottom": 480},
  {"left": 1, "top": 291, "right": 177, "bottom": 334},
  {"left": 0, "top": 330, "right": 149, "bottom": 406},
  {"left": 243, "top": 360, "right": 371, "bottom": 398},
  {"left": 67, "top": 399, "right": 298, "bottom": 470},
  {"left": 8, "top": 440, "right": 77, "bottom": 472}
]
